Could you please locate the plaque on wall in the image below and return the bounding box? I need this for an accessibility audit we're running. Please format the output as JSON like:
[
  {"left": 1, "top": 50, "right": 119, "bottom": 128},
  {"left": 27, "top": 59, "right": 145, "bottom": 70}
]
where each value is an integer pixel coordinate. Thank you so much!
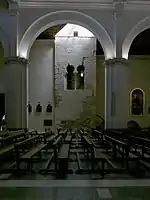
[{"left": 44, "top": 120, "right": 52, "bottom": 126}]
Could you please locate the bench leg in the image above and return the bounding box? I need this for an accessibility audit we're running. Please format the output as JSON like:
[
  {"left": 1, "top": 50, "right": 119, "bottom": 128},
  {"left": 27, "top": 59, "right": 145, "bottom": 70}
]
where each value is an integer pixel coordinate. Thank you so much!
[
  {"left": 91, "top": 158, "right": 95, "bottom": 171},
  {"left": 27, "top": 161, "right": 33, "bottom": 173},
  {"left": 16, "top": 160, "right": 20, "bottom": 171},
  {"left": 27, "top": 162, "right": 30, "bottom": 172},
  {"left": 38, "top": 151, "right": 42, "bottom": 159},
  {"left": 54, "top": 149, "right": 58, "bottom": 172},
  {"left": 101, "top": 161, "right": 105, "bottom": 179}
]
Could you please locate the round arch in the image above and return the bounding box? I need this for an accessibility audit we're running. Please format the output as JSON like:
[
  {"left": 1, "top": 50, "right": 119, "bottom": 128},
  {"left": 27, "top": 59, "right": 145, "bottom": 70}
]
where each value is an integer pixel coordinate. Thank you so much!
[
  {"left": 122, "top": 16, "right": 150, "bottom": 59},
  {"left": 0, "top": 27, "right": 10, "bottom": 57},
  {"left": 19, "top": 10, "right": 114, "bottom": 60}
]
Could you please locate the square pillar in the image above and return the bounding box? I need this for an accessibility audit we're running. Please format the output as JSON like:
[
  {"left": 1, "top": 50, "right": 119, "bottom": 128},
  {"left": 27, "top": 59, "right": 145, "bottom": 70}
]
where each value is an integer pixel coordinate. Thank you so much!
[
  {"left": 104, "top": 60, "right": 113, "bottom": 129},
  {"left": 4, "top": 57, "right": 28, "bottom": 129},
  {"left": 111, "top": 58, "right": 129, "bottom": 128}
]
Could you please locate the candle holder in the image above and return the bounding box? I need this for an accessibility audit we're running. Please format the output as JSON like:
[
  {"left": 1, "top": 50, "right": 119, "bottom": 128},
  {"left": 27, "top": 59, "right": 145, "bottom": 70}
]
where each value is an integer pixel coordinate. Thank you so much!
[
  {"left": 46, "top": 102, "right": 52, "bottom": 112},
  {"left": 27, "top": 102, "right": 32, "bottom": 114},
  {"left": 36, "top": 102, "right": 42, "bottom": 113}
]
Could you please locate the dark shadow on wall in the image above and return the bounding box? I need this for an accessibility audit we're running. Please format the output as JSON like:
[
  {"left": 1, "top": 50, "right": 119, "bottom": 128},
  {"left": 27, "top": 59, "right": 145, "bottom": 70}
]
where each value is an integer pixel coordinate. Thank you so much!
[{"left": 0, "top": 93, "right": 5, "bottom": 127}]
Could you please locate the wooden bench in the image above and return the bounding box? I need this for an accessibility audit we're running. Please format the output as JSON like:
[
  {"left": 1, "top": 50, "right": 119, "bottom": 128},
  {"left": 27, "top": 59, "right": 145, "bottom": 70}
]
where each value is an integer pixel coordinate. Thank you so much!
[
  {"left": 129, "top": 136, "right": 150, "bottom": 170},
  {"left": 140, "top": 160, "right": 150, "bottom": 169},
  {"left": 130, "top": 136, "right": 150, "bottom": 159},
  {"left": 58, "top": 144, "right": 70, "bottom": 176},
  {"left": 0, "top": 134, "right": 20, "bottom": 159},
  {"left": 105, "top": 135, "right": 128, "bottom": 156},
  {"left": 93, "top": 148, "right": 117, "bottom": 178},
  {"left": 92, "top": 129, "right": 104, "bottom": 141},
  {"left": 105, "top": 135, "right": 132, "bottom": 168},
  {"left": 64, "top": 135, "right": 72, "bottom": 144},
  {"left": 0, "top": 130, "right": 30, "bottom": 171},
  {"left": 14, "top": 135, "right": 46, "bottom": 171},
  {"left": 28, "top": 130, "right": 38, "bottom": 137},
  {"left": 46, "top": 134, "right": 57, "bottom": 144},
  {"left": 39, "top": 135, "right": 63, "bottom": 174},
  {"left": 38, "top": 131, "right": 53, "bottom": 143},
  {"left": 0, "top": 131, "right": 9, "bottom": 138}
]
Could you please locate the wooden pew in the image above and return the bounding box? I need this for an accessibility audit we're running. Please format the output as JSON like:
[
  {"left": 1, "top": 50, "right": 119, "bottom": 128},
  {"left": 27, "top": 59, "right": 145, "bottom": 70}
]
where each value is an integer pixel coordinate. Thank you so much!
[
  {"left": 0, "top": 131, "right": 9, "bottom": 138},
  {"left": 52, "top": 135, "right": 63, "bottom": 151},
  {"left": 56, "top": 134, "right": 73, "bottom": 176},
  {"left": 28, "top": 130, "right": 38, "bottom": 137},
  {"left": 93, "top": 148, "right": 117, "bottom": 178},
  {"left": 0, "top": 131, "right": 28, "bottom": 159},
  {"left": 81, "top": 135, "right": 93, "bottom": 159},
  {"left": 46, "top": 135, "right": 58, "bottom": 144},
  {"left": 129, "top": 135, "right": 150, "bottom": 169},
  {"left": 39, "top": 131, "right": 53, "bottom": 143},
  {"left": 57, "top": 144, "right": 70, "bottom": 176},
  {"left": 92, "top": 129, "right": 104, "bottom": 141},
  {"left": 0, "top": 130, "right": 32, "bottom": 173},
  {"left": 40, "top": 135, "right": 63, "bottom": 174},
  {"left": 14, "top": 135, "right": 47, "bottom": 172},
  {"left": 105, "top": 135, "right": 138, "bottom": 169},
  {"left": 64, "top": 135, "right": 72, "bottom": 144}
]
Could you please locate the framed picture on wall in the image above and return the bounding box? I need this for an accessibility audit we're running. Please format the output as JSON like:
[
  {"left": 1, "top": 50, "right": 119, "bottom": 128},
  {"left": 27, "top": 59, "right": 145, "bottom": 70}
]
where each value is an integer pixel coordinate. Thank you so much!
[{"left": 130, "top": 88, "right": 145, "bottom": 116}]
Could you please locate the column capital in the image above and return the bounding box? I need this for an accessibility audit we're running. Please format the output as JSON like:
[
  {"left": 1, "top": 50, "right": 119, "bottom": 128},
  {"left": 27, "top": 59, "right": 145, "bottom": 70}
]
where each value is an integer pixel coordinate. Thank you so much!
[
  {"left": 5, "top": 57, "right": 29, "bottom": 66},
  {"left": 105, "top": 58, "right": 128, "bottom": 66}
]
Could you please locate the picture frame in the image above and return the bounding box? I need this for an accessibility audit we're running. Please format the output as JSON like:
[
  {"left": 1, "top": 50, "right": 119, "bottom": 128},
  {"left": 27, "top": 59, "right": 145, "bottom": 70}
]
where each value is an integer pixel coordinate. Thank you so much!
[{"left": 130, "top": 88, "right": 145, "bottom": 116}]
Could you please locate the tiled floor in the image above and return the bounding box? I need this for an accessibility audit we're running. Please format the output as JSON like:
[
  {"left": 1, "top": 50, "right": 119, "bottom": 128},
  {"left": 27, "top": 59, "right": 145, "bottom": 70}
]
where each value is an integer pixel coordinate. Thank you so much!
[{"left": 0, "top": 186, "right": 150, "bottom": 200}]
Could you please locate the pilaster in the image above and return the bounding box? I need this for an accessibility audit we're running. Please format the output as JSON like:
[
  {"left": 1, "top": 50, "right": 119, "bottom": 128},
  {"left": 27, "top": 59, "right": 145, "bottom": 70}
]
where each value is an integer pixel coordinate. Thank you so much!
[
  {"left": 104, "top": 60, "right": 113, "bottom": 129},
  {"left": 106, "top": 58, "right": 129, "bottom": 128},
  {"left": 113, "top": 0, "right": 126, "bottom": 58},
  {"left": 4, "top": 57, "right": 28, "bottom": 129}
]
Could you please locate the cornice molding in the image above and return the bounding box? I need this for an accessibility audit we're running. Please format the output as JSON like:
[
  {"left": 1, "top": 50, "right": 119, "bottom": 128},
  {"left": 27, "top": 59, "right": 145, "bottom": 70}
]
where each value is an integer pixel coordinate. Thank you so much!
[
  {"left": 5, "top": 0, "right": 150, "bottom": 11},
  {"left": 18, "top": 1, "right": 150, "bottom": 11},
  {"left": 105, "top": 58, "right": 128, "bottom": 66},
  {"left": 5, "top": 57, "right": 29, "bottom": 65},
  {"left": 125, "top": 1, "right": 150, "bottom": 10},
  {"left": 19, "top": 1, "right": 114, "bottom": 9}
]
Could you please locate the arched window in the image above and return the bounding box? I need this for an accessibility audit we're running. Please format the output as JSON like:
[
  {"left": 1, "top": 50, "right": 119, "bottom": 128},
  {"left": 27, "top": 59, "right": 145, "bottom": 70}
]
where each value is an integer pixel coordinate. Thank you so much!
[
  {"left": 76, "top": 64, "right": 85, "bottom": 89},
  {"left": 66, "top": 64, "right": 75, "bottom": 90},
  {"left": 130, "top": 88, "right": 144, "bottom": 116}
]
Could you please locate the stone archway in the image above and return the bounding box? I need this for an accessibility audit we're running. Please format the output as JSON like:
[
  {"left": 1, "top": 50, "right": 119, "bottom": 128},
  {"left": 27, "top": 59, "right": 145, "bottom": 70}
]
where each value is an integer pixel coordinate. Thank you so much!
[
  {"left": 19, "top": 10, "right": 114, "bottom": 60},
  {"left": 122, "top": 16, "right": 150, "bottom": 59},
  {"left": 0, "top": 27, "right": 10, "bottom": 57}
]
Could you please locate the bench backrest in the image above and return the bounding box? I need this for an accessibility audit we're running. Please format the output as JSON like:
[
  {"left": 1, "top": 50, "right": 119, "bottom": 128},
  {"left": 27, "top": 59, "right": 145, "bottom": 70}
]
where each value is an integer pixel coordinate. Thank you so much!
[
  {"left": 105, "top": 135, "right": 127, "bottom": 147},
  {"left": 0, "top": 135, "right": 14, "bottom": 147},
  {"left": 53, "top": 135, "right": 62, "bottom": 146},
  {"left": 130, "top": 136, "right": 150, "bottom": 148},
  {"left": 82, "top": 135, "right": 92, "bottom": 146},
  {"left": 14, "top": 135, "right": 40, "bottom": 152}
]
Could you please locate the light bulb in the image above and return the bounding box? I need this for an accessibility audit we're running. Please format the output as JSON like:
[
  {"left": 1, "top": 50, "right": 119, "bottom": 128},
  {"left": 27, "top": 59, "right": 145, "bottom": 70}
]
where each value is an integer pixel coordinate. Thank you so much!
[{"left": 81, "top": 72, "right": 84, "bottom": 77}]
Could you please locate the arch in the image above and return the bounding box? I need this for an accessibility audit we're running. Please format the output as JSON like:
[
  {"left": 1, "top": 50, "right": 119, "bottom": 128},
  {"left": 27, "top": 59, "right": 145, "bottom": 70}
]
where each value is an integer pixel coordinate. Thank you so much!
[
  {"left": 122, "top": 16, "right": 150, "bottom": 59},
  {"left": 19, "top": 10, "right": 114, "bottom": 60},
  {"left": 0, "top": 27, "right": 10, "bottom": 57}
]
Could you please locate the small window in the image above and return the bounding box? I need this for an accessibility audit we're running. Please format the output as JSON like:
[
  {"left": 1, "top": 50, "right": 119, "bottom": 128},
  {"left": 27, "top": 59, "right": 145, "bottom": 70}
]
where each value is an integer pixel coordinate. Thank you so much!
[
  {"left": 76, "top": 64, "right": 85, "bottom": 89},
  {"left": 74, "top": 31, "right": 78, "bottom": 37},
  {"left": 66, "top": 64, "right": 75, "bottom": 90},
  {"left": 130, "top": 88, "right": 144, "bottom": 116}
]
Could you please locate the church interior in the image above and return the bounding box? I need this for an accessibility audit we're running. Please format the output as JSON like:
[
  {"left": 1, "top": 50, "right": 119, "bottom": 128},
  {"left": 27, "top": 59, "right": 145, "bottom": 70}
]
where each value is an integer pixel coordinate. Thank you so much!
[
  {"left": 1, "top": 0, "right": 150, "bottom": 199},
  {"left": 0, "top": 23, "right": 150, "bottom": 180}
]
